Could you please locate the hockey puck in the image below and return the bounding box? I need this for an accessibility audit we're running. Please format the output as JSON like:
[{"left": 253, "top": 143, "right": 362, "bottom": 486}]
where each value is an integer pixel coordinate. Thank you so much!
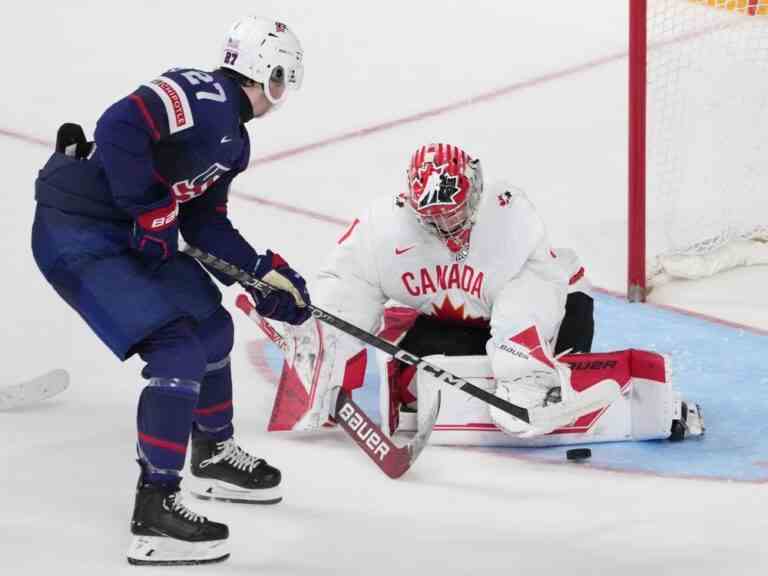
[{"left": 566, "top": 448, "right": 591, "bottom": 461}]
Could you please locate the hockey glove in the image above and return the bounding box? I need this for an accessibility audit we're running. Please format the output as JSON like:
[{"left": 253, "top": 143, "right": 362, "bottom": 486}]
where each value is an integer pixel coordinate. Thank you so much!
[
  {"left": 248, "top": 250, "right": 311, "bottom": 325},
  {"left": 130, "top": 197, "right": 179, "bottom": 270}
]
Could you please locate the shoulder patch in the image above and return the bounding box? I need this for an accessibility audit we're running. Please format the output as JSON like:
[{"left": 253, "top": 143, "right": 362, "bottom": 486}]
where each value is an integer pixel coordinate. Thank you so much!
[
  {"left": 143, "top": 76, "right": 194, "bottom": 134},
  {"left": 497, "top": 190, "right": 514, "bottom": 207}
]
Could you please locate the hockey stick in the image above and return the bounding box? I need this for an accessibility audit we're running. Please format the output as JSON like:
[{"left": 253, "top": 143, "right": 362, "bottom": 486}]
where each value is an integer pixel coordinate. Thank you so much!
[
  {"left": 334, "top": 390, "right": 439, "bottom": 479},
  {"left": 0, "top": 369, "right": 70, "bottom": 411},
  {"left": 184, "top": 245, "right": 531, "bottom": 424},
  {"left": 236, "top": 297, "right": 439, "bottom": 479}
]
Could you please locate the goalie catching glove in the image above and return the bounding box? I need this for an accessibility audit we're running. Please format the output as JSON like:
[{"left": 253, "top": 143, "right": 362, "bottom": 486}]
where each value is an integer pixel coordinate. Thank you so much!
[
  {"left": 489, "top": 324, "right": 620, "bottom": 436},
  {"left": 247, "top": 250, "right": 312, "bottom": 326}
]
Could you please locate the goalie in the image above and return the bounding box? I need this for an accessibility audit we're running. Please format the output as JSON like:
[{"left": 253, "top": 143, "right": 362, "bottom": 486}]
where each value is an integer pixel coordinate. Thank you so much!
[{"left": 254, "top": 142, "right": 703, "bottom": 445}]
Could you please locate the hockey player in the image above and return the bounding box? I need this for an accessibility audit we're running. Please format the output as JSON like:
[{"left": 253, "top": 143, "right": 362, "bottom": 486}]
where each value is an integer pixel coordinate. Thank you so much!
[
  {"left": 264, "top": 142, "right": 704, "bottom": 446},
  {"left": 31, "top": 17, "right": 308, "bottom": 566}
]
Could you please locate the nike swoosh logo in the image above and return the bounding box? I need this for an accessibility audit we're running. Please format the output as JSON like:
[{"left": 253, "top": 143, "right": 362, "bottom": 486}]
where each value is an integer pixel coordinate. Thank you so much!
[
  {"left": 395, "top": 246, "right": 416, "bottom": 255},
  {"left": 220, "top": 135, "right": 233, "bottom": 144}
]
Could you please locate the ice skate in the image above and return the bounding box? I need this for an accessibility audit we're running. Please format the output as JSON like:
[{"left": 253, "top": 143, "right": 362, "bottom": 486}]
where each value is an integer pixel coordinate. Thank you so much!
[
  {"left": 190, "top": 436, "right": 282, "bottom": 504},
  {"left": 127, "top": 480, "right": 229, "bottom": 566},
  {"left": 669, "top": 401, "right": 705, "bottom": 442}
]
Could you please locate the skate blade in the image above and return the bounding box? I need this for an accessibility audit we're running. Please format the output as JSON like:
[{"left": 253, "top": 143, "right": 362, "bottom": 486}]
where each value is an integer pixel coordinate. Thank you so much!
[
  {"left": 189, "top": 479, "right": 282, "bottom": 505},
  {"left": 126, "top": 535, "right": 229, "bottom": 566}
]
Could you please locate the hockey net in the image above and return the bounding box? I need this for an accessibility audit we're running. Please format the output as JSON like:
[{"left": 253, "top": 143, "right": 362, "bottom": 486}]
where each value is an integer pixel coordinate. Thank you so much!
[{"left": 629, "top": 0, "right": 768, "bottom": 298}]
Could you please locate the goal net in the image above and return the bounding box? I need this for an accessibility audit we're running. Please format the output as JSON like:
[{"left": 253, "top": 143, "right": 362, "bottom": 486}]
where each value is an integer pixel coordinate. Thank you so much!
[{"left": 629, "top": 0, "right": 768, "bottom": 298}]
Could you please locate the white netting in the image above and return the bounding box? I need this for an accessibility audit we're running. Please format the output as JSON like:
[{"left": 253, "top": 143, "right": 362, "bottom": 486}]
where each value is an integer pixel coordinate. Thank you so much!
[{"left": 646, "top": 0, "right": 768, "bottom": 281}]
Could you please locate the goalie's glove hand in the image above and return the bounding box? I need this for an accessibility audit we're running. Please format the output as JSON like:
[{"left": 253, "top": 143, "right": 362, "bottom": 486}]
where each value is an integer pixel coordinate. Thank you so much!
[
  {"left": 130, "top": 197, "right": 179, "bottom": 271},
  {"left": 249, "top": 250, "right": 312, "bottom": 325}
]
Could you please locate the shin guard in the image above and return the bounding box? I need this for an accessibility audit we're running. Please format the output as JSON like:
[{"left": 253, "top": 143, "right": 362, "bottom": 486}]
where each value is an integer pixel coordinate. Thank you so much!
[
  {"left": 194, "top": 358, "right": 234, "bottom": 442},
  {"left": 137, "top": 378, "right": 200, "bottom": 486}
]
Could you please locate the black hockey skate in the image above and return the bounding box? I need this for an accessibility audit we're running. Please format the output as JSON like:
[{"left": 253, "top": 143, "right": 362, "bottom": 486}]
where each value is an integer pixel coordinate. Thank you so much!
[
  {"left": 190, "top": 436, "right": 282, "bottom": 504},
  {"left": 127, "top": 478, "right": 229, "bottom": 566},
  {"left": 669, "top": 401, "right": 705, "bottom": 442}
]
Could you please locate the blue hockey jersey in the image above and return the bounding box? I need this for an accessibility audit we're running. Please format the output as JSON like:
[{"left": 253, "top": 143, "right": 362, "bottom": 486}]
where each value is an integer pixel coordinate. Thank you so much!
[{"left": 35, "top": 68, "right": 260, "bottom": 281}]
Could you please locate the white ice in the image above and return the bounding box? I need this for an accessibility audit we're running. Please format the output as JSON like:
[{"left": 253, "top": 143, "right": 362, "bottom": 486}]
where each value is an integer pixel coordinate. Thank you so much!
[{"left": 1, "top": 2, "right": 767, "bottom": 575}]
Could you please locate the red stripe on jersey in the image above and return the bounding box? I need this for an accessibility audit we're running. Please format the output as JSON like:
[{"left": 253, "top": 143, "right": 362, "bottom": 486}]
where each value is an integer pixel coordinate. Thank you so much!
[
  {"left": 129, "top": 94, "right": 161, "bottom": 141},
  {"left": 337, "top": 218, "right": 360, "bottom": 244},
  {"left": 152, "top": 170, "right": 170, "bottom": 186},
  {"left": 569, "top": 267, "right": 585, "bottom": 285}
]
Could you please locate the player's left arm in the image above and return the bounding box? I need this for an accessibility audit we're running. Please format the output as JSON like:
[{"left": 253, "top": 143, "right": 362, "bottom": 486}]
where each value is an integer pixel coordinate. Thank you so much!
[{"left": 178, "top": 169, "right": 257, "bottom": 286}]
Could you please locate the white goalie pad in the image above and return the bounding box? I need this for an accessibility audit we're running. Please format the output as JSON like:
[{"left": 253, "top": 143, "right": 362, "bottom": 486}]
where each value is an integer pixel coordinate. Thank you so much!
[
  {"left": 241, "top": 297, "right": 421, "bottom": 433},
  {"left": 382, "top": 350, "right": 679, "bottom": 447},
  {"left": 260, "top": 317, "right": 370, "bottom": 432}
]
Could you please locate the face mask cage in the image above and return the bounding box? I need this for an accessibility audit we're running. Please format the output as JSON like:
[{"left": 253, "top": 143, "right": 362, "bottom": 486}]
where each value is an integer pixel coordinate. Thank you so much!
[
  {"left": 407, "top": 157, "right": 483, "bottom": 250},
  {"left": 416, "top": 202, "right": 472, "bottom": 239}
]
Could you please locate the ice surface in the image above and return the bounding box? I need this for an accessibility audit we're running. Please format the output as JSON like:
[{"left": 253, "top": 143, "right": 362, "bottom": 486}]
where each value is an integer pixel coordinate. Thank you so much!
[{"left": 1, "top": 2, "right": 767, "bottom": 574}]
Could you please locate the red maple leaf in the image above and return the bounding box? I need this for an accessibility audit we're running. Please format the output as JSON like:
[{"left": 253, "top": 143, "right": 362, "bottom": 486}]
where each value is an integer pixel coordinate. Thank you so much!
[{"left": 430, "top": 296, "right": 488, "bottom": 327}]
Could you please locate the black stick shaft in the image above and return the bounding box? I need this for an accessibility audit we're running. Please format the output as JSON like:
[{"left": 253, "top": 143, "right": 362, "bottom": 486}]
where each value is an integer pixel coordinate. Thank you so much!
[{"left": 185, "top": 246, "right": 530, "bottom": 423}]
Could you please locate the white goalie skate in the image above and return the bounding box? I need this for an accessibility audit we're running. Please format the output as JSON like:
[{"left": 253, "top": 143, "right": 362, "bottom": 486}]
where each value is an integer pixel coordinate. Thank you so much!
[{"left": 669, "top": 401, "right": 705, "bottom": 441}]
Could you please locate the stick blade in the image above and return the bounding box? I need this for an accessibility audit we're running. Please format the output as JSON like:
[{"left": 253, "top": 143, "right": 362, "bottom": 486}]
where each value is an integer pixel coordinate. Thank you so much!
[
  {"left": 406, "top": 390, "right": 441, "bottom": 464},
  {"left": 0, "top": 369, "right": 70, "bottom": 411},
  {"left": 334, "top": 391, "right": 410, "bottom": 479},
  {"left": 334, "top": 390, "right": 441, "bottom": 479}
]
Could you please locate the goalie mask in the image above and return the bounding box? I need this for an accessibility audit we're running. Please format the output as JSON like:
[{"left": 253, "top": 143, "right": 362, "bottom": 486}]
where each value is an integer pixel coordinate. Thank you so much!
[
  {"left": 220, "top": 17, "right": 304, "bottom": 104},
  {"left": 406, "top": 143, "right": 483, "bottom": 256}
]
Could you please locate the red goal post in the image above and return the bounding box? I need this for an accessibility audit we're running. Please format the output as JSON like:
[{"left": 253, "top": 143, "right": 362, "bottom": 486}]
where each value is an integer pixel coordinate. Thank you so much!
[{"left": 628, "top": 0, "right": 768, "bottom": 301}]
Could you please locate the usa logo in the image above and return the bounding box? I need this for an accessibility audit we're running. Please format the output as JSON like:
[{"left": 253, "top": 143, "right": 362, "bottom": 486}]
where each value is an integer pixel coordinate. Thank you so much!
[{"left": 172, "top": 163, "right": 230, "bottom": 203}]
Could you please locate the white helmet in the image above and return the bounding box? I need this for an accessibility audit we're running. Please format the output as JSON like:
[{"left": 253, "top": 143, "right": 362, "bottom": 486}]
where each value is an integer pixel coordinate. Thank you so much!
[{"left": 220, "top": 17, "right": 304, "bottom": 104}]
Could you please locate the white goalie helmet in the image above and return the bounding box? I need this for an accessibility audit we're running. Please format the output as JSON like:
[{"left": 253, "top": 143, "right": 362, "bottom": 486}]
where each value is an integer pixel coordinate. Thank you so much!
[{"left": 220, "top": 17, "right": 304, "bottom": 104}]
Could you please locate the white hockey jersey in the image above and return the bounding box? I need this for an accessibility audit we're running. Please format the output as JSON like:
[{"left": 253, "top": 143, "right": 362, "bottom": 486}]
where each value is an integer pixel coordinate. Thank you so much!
[{"left": 312, "top": 183, "right": 588, "bottom": 346}]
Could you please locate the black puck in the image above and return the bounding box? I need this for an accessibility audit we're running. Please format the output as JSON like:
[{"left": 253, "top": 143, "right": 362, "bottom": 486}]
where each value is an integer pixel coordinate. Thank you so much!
[{"left": 566, "top": 448, "right": 591, "bottom": 461}]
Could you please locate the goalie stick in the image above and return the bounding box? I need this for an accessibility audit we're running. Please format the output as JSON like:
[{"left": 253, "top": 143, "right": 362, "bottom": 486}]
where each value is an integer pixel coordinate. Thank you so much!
[
  {"left": 183, "top": 245, "right": 531, "bottom": 423},
  {"left": 0, "top": 369, "right": 70, "bottom": 411},
  {"left": 236, "top": 296, "right": 439, "bottom": 479}
]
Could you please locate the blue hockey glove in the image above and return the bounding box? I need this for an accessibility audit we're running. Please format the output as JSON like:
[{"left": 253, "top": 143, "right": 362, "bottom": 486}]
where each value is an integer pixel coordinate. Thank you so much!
[
  {"left": 130, "top": 198, "right": 179, "bottom": 270},
  {"left": 248, "top": 250, "right": 311, "bottom": 325}
]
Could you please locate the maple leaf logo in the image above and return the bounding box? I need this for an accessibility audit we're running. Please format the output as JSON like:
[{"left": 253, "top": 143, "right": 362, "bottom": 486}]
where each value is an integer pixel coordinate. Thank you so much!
[{"left": 430, "top": 296, "right": 488, "bottom": 326}]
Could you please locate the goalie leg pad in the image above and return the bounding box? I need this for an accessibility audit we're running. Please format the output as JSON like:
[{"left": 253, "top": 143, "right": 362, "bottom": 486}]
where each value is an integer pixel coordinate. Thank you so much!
[
  {"left": 268, "top": 318, "right": 369, "bottom": 432},
  {"left": 416, "top": 350, "right": 684, "bottom": 446}
]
